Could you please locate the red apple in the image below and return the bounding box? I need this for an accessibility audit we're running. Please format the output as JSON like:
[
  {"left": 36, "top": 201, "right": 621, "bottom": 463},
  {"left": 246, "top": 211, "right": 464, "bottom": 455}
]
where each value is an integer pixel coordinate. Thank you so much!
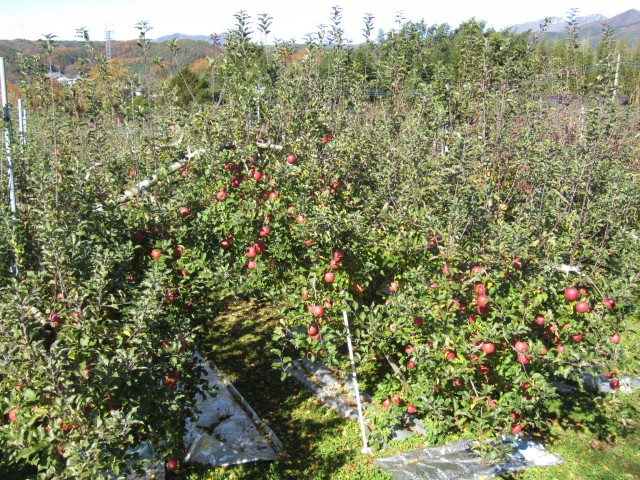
[
  {"left": 286, "top": 154, "right": 297, "bottom": 164},
  {"left": 220, "top": 239, "right": 231, "bottom": 249},
  {"left": 514, "top": 341, "right": 528, "bottom": 353},
  {"left": 391, "top": 394, "right": 401, "bottom": 405},
  {"left": 609, "top": 379, "right": 620, "bottom": 390},
  {"left": 295, "top": 214, "right": 306, "bottom": 224},
  {"left": 444, "top": 349, "right": 456, "bottom": 361},
  {"left": 216, "top": 190, "right": 227, "bottom": 200},
  {"left": 405, "top": 345, "right": 415, "bottom": 355},
  {"left": 517, "top": 354, "right": 530, "bottom": 365},
  {"left": 477, "top": 295, "right": 489, "bottom": 308},
  {"left": 571, "top": 333, "right": 583, "bottom": 342},
  {"left": 259, "top": 225, "right": 270, "bottom": 237},
  {"left": 407, "top": 361, "right": 415, "bottom": 369},
  {"left": 481, "top": 342, "right": 495, "bottom": 354},
  {"left": 413, "top": 317, "right": 423, "bottom": 327},
  {"left": 150, "top": 248, "right": 162, "bottom": 260},
  {"left": 540, "top": 347, "right": 548, "bottom": 355},
  {"left": 253, "top": 171, "right": 262, "bottom": 181},
  {"left": 311, "top": 305, "right": 324, "bottom": 318},
  {"left": 329, "top": 259, "right": 340, "bottom": 269},
  {"left": 511, "top": 423, "right": 522, "bottom": 434},
  {"left": 166, "top": 458, "right": 178, "bottom": 470},
  {"left": 304, "top": 239, "right": 313, "bottom": 247},
  {"left": 389, "top": 282, "right": 398, "bottom": 293},
  {"left": 534, "top": 314, "right": 545, "bottom": 326},
  {"left": 246, "top": 246, "right": 257, "bottom": 258},
  {"left": 610, "top": 334, "right": 621, "bottom": 344},
  {"left": 557, "top": 344, "right": 564, "bottom": 354},
  {"left": 247, "top": 260, "right": 257, "bottom": 269},
  {"left": 564, "top": 287, "right": 579, "bottom": 301},
  {"left": 575, "top": 301, "right": 589, "bottom": 313},
  {"left": 478, "top": 364, "right": 490, "bottom": 375},
  {"left": 473, "top": 283, "right": 486, "bottom": 296},
  {"left": 324, "top": 271, "right": 335, "bottom": 283},
  {"left": 602, "top": 298, "right": 616, "bottom": 310},
  {"left": 179, "top": 207, "right": 190, "bottom": 217},
  {"left": 307, "top": 324, "right": 319, "bottom": 336},
  {"left": 49, "top": 314, "right": 62, "bottom": 329},
  {"left": 8, "top": 407, "right": 19, "bottom": 422},
  {"left": 471, "top": 265, "right": 484, "bottom": 275},
  {"left": 407, "top": 404, "right": 417, "bottom": 414},
  {"left": 268, "top": 191, "right": 279, "bottom": 200}
]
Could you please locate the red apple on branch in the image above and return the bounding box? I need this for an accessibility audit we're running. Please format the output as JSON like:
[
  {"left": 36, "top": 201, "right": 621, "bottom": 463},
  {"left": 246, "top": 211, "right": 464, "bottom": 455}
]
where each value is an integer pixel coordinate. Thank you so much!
[
  {"left": 514, "top": 341, "right": 528, "bottom": 353},
  {"left": 564, "top": 287, "right": 579, "bottom": 301},
  {"left": 477, "top": 295, "right": 490, "bottom": 308},
  {"left": 575, "top": 301, "right": 589, "bottom": 313},
  {"left": 481, "top": 342, "right": 495, "bottom": 354}
]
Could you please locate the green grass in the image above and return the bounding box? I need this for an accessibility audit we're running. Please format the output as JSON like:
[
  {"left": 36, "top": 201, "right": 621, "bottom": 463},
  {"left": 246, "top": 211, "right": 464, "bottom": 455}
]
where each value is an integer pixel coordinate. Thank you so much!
[
  {"left": 174, "top": 301, "right": 640, "bottom": 480},
  {"left": 504, "top": 392, "right": 640, "bottom": 480}
]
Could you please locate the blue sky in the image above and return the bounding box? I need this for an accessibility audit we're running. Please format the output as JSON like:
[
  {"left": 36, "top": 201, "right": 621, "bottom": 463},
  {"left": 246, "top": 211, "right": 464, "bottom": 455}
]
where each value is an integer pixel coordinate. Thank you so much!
[{"left": 3, "top": 0, "right": 639, "bottom": 42}]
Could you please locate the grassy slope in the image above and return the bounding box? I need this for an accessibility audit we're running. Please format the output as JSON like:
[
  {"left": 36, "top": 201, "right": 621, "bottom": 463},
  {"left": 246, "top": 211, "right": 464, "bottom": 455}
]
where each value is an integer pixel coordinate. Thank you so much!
[{"left": 175, "top": 301, "right": 640, "bottom": 480}]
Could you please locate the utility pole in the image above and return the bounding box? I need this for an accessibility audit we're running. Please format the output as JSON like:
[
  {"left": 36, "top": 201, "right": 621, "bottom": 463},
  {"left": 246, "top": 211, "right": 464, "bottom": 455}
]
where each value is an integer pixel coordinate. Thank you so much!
[{"left": 105, "top": 28, "right": 113, "bottom": 62}]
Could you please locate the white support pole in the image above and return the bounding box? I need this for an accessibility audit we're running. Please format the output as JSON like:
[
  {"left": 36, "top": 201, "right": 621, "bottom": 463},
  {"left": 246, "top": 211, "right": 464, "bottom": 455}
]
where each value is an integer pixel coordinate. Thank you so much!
[
  {"left": 1, "top": 57, "right": 18, "bottom": 275},
  {"left": 17, "top": 98, "right": 26, "bottom": 144},
  {"left": 342, "top": 310, "right": 372, "bottom": 454},
  {"left": 613, "top": 52, "right": 621, "bottom": 100}
]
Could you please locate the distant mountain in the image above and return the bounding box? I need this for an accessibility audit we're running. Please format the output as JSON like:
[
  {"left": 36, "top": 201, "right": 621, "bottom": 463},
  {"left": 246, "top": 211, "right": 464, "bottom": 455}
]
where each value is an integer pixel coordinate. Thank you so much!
[
  {"left": 605, "top": 9, "right": 640, "bottom": 29},
  {"left": 509, "top": 13, "right": 607, "bottom": 34},
  {"left": 154, "top": 33, "right": 214, "bottom": 43},
  {"left": 508, "top": 9, "right": 640, "bottom": 45}
]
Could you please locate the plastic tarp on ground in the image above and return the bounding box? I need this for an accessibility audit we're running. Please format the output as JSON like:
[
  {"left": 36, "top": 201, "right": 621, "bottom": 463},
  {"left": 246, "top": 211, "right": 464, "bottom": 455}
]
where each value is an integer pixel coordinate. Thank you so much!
[
  {"left": 126, "top": 354, "right": 286, "bottom": 478},
  {"left": 183, "top": 354, "right": 286, "bottom": 467},
  {"left": 375, "top": 437, "right": 563, "bottom": 480}
]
